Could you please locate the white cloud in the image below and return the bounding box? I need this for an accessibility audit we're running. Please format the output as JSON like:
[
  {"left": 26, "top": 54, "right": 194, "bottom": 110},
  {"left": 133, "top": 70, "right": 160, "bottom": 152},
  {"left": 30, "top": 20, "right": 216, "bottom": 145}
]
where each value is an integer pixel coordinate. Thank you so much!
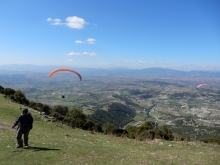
[
  {"left": 66, "top": 52, "right": 97, "bottom": 56},
  {"left": 82, "top": 52, "right": 97, "bottom": 56},
  {"left": 53, "top": 19, "right": 63, "bottom": 25},
  {"left": 65, "top": 16, "right": 87, "bottom": 29},
  {"left": 75, "top": 38, "right": 96, "bottom": 44},
  {"left": 86, "top": 38, "right": 96, "bottom": 44},
  {"left": 47, "top": 18, "right": 63, "bottom": 25},
  {"left": 47, "top": 18, "right": 52, "bottom": 21},
  {"left": 75, "top": 40, "right": 84, "bottom": 44},
  {"left": 47, "top": 16, "right": 87, "bottom": 29},
  {"left": 66, "top": 52, "right": 81, "bottom": 56}
]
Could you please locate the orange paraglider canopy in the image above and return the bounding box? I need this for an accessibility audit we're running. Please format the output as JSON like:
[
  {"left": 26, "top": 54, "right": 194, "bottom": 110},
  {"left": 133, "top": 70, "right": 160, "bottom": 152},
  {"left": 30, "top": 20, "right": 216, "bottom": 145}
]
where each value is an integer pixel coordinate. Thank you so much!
[
  {"left": 49, "top": 68, "right": 82, "bottom": 81},
  {"left": 196, "top": 83, "right": 212, "bottom": 89}
]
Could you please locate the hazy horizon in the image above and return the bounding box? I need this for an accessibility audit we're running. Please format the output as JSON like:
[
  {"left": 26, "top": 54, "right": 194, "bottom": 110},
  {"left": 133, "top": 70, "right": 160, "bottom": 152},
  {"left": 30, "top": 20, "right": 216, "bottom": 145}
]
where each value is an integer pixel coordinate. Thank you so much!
[{"left": 2, "top": 64, "right": 220, "bottom": 74}]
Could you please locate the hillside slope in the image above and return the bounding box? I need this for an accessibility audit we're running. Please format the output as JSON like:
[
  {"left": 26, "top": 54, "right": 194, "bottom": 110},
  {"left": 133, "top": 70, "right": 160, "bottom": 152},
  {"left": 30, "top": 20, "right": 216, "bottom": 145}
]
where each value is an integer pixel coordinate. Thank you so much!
[{"left": 0, "top": 94, "right": 220, "bottom": 165}]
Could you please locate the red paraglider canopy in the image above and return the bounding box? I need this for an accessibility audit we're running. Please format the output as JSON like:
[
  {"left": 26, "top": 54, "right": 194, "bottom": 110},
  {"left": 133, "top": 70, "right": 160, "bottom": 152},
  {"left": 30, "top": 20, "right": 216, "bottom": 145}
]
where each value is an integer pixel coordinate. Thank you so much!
[
  {"left": 49, "top": 68, "right": 82, "bottom": 81},
  {"left": 196, "top": 83, "right": 212, "bottom": 89}
]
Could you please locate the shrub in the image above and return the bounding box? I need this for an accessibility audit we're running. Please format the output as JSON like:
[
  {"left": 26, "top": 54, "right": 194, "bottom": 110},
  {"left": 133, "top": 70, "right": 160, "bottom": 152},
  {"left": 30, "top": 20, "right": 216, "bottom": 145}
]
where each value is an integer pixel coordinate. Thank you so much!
[
  {"left": 161, "top": 125, "right": 174, "bottom": 140},
  {"left": 125, "top": 125, "right": 137, "bottom": 139},
  {"left": 112, "top": 128, "right": 128, "bottom": 137},
  {"left": 102, "top": 122, "right": 117, "bottom": 134},
  {"left": 4, "top": 88, "right": 15, "bottom": 96},
  {"left": 83, "top": 120, "right": 96, "bottom": 130},
  {"left": 66, "top": 108, "right": 86, "bottom": 128},
  {"left": 13, "top": 90, "right": 28, "bottom": 105},
  {"left": 125, "top": 122, "right": 174, "bottom": 141},
  {"left": 51, "top": 112, "right": 64, "bottom": 120},
  {"left": 0, "top": 85, "right": 4, "bottom": 94},
  {"left": 69, "top": 118, "right": 85, "bottom": 128},
  {"left": 52, "top": 105, "right": 68, "bottom": 116}
]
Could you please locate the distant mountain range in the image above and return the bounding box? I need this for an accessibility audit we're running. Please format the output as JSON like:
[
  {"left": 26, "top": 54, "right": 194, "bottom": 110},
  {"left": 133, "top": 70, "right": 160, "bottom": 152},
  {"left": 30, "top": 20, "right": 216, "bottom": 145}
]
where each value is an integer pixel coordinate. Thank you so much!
[{"left": 1, "top": 64, "right": 220, "bottom": 79}]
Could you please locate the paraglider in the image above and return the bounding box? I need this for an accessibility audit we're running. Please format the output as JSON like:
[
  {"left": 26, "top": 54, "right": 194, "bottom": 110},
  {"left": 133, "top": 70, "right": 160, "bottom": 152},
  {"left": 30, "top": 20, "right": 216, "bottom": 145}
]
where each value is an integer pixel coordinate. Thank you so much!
[
  {"left": 196, "top": 83, "right": 212, "bottom": 98},
  {"left": 52, "top": 92, "right": 65, "bottom": 98},
  {"left": 49, "top": 68, "right": 82, "bottom": 99},
  {"left": 52, "top": 92, "right": 56, "bottom": 96},
  {"left": 49, "top": 68, "right": 82, "bottom": 81},
  {"left": 196, "top": 84, "right": 212, "bottom": 89}
]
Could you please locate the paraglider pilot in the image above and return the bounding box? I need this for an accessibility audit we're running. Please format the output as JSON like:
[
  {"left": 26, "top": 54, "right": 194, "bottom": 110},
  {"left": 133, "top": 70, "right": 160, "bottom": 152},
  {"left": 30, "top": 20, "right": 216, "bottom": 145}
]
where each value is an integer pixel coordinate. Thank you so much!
[{"left": 12, "top": 108, "right": 33, "bottom": 148}]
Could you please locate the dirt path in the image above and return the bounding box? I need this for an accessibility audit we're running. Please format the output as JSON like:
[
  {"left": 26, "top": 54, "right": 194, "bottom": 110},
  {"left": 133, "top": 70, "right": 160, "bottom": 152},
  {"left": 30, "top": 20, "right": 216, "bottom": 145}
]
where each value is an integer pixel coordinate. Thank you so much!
[{"left": 0, "top": 125, "right": 14, "bottom": 130}]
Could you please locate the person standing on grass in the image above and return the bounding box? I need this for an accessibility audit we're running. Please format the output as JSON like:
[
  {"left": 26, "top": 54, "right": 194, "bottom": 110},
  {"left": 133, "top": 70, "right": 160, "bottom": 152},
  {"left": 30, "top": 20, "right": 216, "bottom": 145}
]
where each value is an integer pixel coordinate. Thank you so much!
[{"left": 12, "top": 108, "right": 33, "bottom": 148}]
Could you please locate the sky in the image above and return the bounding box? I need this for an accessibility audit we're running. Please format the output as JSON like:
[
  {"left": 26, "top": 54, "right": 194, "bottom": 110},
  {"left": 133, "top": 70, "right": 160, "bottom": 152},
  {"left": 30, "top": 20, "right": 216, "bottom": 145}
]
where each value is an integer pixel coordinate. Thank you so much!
[{"left": 0, "top": 0, "right": 220, "bottom": 71}]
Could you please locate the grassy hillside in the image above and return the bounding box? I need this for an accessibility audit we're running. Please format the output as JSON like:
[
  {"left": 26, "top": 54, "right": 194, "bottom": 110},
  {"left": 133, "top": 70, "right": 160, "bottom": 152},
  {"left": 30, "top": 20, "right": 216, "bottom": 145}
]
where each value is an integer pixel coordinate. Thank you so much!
[{"left": 0, "top": 94, "right": 220, "bottom": 165}]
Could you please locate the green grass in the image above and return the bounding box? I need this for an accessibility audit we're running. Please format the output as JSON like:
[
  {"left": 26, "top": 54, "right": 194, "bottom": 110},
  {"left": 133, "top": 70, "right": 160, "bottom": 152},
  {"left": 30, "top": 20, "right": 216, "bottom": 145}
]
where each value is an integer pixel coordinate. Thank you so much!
[
  {"left": 100, "top": 105, "right": 109, "bottom": 111},
  {"left": 0, "top": 94, "right": 220, "bottom": 165},
  {"left": 149, "top": 111, "right": 162, "bottom": 118},
  {"left": 133, "top": 111, "right": 148, "bottom": 121},
  {"left": 83, "top": 109, "right": 94, "bottom": 115}
]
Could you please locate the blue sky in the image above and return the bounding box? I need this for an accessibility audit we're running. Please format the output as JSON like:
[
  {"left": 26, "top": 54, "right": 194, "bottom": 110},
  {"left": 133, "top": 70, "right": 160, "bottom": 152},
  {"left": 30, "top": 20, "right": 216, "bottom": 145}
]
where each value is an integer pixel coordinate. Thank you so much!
[{"left": 0, "top": 0, "right": 220, "bottom": 70}]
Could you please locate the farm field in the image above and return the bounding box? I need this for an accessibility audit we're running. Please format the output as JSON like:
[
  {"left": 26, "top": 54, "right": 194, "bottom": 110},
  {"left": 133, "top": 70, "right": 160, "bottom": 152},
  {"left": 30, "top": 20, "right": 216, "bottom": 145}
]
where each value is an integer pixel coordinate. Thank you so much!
[{"left": 1, "top": 71, "right": 220, "bottom": 139}]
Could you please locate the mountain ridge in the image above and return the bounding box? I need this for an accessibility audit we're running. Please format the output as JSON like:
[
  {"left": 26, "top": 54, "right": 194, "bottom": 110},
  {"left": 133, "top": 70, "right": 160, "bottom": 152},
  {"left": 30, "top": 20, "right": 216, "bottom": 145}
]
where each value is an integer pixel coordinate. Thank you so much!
[{"left": 1, "top": 64, "right": 220, "bottom": 78}]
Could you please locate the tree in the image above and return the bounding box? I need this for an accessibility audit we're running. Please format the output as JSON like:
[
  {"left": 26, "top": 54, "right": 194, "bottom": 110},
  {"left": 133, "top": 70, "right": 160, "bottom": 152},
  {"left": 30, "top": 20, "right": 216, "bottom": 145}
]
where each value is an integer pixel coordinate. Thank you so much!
[
  {"left": 41, "top": 104, "right": 51, "bottom": 115},
  {"left": 52, "top": 105, "right": 68, "bottom": 116},
  {"left": 66, "top": 108, "right": 85, "bottom": 119},
  {"left": 65, "top": 108, "right": 86, "bottom": 128},
  {"left": 161, "top": 125, "right": 173, "bottom": 140},
  {"left": 82, "top": 120, "right": 102, "bottom": 132},
  {"left": 93, "top": 123, "right": 102, "bottom": 132},
  {"left": 51, "top": 112, "right": 64, "bottom": 120},
  {"left": 28, "top": 101, "right": 36, "bottom": 108},
  {"left": 125, "top": 125, "right": 137, "bottom": 139},
  {"left": 4, "top": 88, "right": 15, "bottom": 96},
  {"left": 14, "top": 90, "right": 28, "bottom": 105},
  {"left": 69, "top": 118, "right": 85, "bottom": 128},
  {"left": 83, "top": 120, "right": 95, "bottom": 130},
  {"left": 33, "top": 103, "right": 44, "bottom": 111},
  {"left": 0, "top": 85, "right": 4, "bottom": 94},
  {"left": 102, "top": 122, "right": 117, "bottom": 134}
]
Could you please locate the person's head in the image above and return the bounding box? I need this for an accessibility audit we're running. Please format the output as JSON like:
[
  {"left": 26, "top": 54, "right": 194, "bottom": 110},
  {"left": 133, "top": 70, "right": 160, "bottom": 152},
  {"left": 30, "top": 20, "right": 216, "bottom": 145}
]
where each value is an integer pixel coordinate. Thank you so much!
[{"left": 22, "top": 108, "right": 28, "bottom": 115}]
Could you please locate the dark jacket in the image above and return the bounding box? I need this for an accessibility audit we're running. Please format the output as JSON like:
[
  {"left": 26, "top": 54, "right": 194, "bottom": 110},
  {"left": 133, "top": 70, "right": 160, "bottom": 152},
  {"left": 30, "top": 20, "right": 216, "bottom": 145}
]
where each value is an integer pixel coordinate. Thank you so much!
[{"left": 13, "top": 113, "right": 33, "bottom": 129}]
